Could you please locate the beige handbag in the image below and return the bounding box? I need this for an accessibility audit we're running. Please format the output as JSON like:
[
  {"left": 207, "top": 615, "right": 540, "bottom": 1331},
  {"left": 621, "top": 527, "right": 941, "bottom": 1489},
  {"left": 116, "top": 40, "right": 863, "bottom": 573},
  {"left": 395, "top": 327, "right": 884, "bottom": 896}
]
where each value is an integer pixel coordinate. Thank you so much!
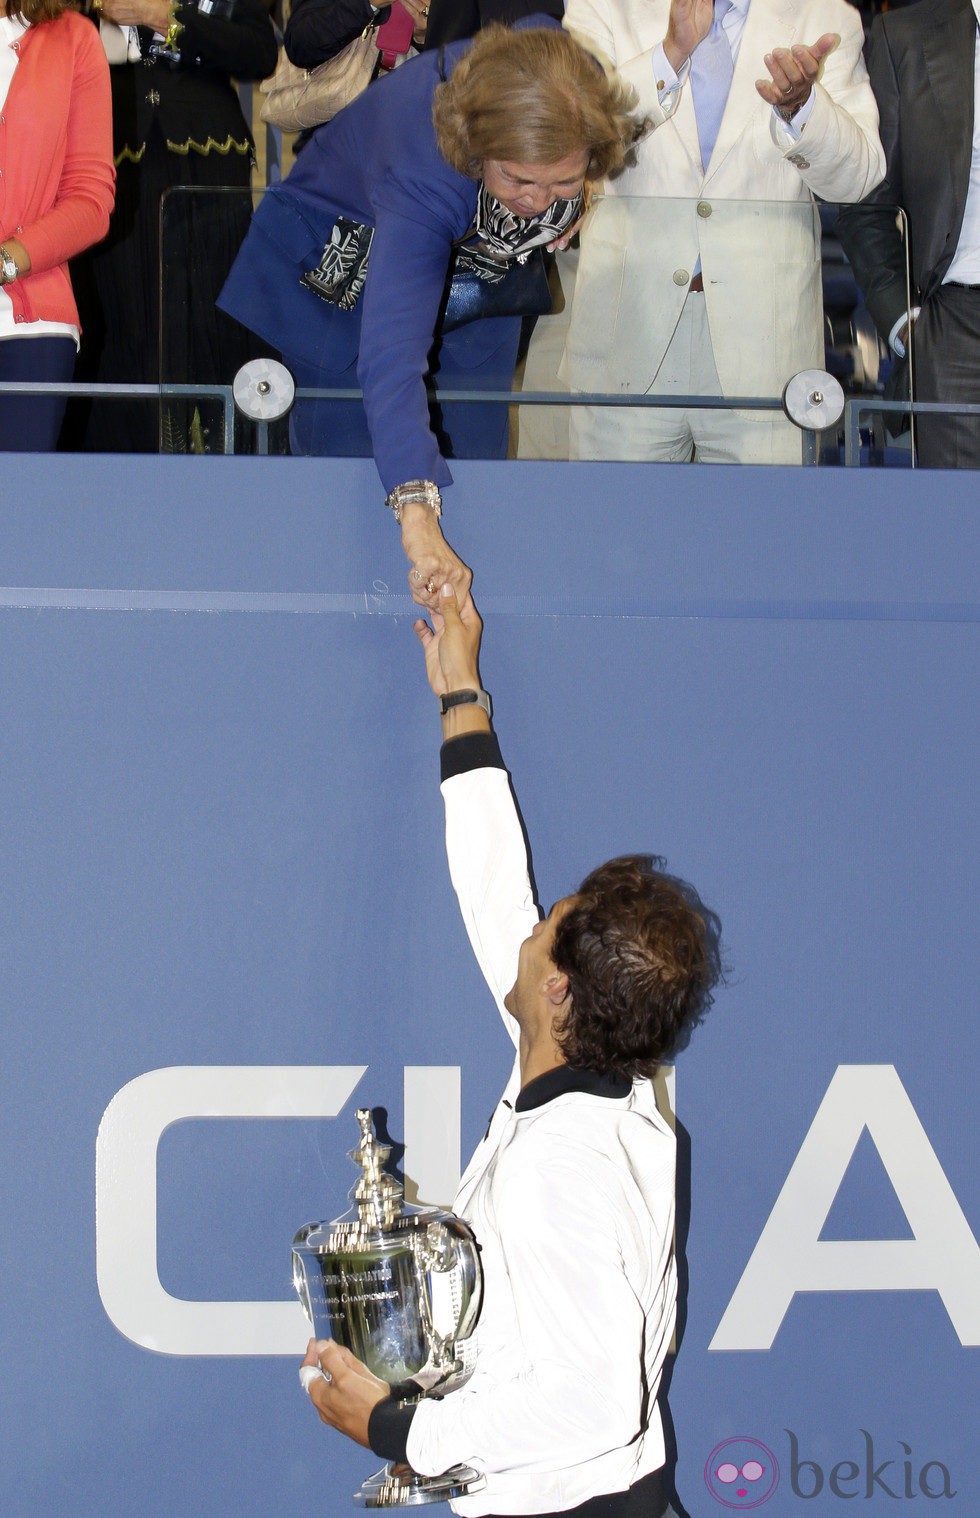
[{"left": 258, "top": 26, "right": 380, "bottom": 133}]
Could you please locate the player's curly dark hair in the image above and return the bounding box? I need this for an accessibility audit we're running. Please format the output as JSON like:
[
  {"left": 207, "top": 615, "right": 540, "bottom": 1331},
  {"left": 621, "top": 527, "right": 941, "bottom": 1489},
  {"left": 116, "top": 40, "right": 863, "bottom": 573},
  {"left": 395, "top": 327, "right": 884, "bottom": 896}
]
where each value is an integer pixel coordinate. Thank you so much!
[{"left": 551, "top": 855, "right": 720, "bottom": 1078}]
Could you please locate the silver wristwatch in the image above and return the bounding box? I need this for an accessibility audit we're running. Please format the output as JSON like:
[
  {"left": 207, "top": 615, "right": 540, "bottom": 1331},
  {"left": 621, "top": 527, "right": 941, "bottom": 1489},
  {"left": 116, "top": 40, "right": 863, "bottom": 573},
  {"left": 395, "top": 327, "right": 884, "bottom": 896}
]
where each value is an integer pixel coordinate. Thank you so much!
[
  {"left": 385, "top": 479, "right": 443, "bottom": 523},
  {"left": 438, "top": 688, "right": 492, "bottom": 718},
  {"left": 0, "top": 246, "right": 18, "bottom": 285}
]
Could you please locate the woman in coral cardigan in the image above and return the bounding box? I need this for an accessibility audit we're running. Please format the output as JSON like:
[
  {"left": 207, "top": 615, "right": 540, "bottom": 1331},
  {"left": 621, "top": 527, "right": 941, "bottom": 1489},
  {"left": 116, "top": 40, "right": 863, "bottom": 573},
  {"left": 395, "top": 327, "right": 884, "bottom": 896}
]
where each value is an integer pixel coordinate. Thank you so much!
[{"left": 0, "top": 0, "right": 115, "bottom": 450}]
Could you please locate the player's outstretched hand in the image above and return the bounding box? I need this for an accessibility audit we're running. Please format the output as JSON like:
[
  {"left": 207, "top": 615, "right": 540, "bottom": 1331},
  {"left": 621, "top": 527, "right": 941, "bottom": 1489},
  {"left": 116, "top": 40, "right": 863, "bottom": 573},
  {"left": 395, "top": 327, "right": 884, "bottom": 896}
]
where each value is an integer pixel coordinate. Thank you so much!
[{"left": 414, "top": 583, "right": 483, "bottom": 699}]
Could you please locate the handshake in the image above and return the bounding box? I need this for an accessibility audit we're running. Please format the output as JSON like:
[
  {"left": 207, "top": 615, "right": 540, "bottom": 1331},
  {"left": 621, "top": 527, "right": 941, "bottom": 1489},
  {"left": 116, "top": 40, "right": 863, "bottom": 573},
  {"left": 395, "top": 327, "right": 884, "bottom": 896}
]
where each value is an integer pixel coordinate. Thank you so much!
[{"left": 413, "top": 583, "right": 491, "bottom": 738}]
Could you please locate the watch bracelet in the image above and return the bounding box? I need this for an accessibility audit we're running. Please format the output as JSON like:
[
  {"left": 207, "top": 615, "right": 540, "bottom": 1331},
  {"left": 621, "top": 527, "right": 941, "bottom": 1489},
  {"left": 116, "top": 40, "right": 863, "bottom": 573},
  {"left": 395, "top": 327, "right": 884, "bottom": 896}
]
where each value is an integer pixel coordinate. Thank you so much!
[{"left": 385, "top": 479, "right": 443, "bottom": 523}]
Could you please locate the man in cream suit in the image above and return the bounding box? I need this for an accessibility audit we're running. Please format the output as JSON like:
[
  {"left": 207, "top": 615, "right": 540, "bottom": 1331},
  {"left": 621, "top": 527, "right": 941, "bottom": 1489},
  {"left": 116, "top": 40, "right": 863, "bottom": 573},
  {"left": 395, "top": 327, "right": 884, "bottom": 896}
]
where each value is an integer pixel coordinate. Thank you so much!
[{"left": 527, "top": 0, "right": 884, "bottom": 464}]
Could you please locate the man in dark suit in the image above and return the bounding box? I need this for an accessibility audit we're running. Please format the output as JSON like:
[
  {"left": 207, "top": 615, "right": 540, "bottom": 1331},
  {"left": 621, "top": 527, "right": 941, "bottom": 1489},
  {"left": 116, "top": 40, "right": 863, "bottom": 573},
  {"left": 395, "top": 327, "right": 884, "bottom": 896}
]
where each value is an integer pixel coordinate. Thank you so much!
[{"left": 837, "top": 0, "right": 980, "bottom": 468}]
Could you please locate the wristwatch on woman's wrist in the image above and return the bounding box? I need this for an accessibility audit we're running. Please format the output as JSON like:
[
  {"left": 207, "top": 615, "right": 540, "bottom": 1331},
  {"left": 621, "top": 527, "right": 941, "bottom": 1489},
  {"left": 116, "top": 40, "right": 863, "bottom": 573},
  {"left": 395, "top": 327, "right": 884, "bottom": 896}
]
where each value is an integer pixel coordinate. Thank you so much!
[
  {"left": 385, "top": 479, "right": 442, "bottom": 523},
  {"left": 0, "top": 246, "right": 18, "bottom": 285}
]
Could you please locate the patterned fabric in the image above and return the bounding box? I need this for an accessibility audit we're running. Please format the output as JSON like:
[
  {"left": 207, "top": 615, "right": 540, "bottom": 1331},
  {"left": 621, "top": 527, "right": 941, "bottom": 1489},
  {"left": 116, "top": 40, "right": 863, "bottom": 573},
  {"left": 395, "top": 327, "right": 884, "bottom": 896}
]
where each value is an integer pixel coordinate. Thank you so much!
[
  {"left": 300, "top": 216, "right": 376, "bottom": 309},
  {"left": 455, "top": 183, "right": 584, "bottom": 283}
]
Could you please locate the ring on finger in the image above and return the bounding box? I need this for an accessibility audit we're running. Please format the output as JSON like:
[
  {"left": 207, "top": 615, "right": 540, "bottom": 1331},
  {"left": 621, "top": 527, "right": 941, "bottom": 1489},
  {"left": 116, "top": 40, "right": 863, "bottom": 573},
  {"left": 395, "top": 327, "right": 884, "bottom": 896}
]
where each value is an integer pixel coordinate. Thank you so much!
[{"left": 412, "top": 568, "right": 424, "bottom": 583}]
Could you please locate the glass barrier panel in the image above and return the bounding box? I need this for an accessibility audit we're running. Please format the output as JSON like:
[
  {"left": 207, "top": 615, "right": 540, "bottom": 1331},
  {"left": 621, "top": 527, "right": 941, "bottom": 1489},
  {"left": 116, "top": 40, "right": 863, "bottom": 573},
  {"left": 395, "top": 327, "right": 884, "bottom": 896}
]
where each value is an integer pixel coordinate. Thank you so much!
[{"left": 156, "top": 188, "right": 913, "bottom": 465}]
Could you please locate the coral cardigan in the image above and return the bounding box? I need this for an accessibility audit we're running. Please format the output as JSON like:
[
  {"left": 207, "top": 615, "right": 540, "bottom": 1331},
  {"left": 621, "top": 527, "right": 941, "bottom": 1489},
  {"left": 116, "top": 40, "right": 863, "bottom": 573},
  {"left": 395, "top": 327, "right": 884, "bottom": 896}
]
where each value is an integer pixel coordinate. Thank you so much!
[{"left": 0, "top": 11, "right": 114, "bottom": 328}]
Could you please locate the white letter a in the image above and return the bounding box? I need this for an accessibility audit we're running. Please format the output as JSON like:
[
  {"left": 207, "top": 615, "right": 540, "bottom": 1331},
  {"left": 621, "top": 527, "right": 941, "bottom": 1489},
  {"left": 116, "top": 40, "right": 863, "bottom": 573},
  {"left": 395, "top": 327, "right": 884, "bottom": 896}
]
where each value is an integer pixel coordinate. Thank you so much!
[{"left": 710, "top": 1065, "right": 980, "bottom": 1350}]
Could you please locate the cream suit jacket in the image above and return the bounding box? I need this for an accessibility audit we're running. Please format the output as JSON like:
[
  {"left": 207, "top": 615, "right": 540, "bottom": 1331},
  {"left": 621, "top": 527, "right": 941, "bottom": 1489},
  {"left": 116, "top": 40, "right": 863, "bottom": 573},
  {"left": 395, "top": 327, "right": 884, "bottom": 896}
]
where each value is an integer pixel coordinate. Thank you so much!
[{"left": 562, "top": 0, "right": 886, "bottom": 398}]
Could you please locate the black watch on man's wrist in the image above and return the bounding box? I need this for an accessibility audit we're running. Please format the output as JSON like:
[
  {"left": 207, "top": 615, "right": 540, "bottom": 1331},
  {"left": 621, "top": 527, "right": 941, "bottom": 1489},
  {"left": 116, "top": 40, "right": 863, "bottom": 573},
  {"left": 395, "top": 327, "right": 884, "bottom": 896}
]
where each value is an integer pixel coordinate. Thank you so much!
[{"left": 438, "top": 688, "right": 492, "bottom": 719}]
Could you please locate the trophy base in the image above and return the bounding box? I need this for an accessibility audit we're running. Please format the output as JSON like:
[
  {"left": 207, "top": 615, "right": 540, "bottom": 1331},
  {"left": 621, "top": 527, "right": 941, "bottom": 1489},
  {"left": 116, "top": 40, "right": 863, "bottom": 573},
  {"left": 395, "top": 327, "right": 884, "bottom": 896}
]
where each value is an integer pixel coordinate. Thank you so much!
[{"left": 355, "top": 1462, "right": 485, "bottom": 1507}]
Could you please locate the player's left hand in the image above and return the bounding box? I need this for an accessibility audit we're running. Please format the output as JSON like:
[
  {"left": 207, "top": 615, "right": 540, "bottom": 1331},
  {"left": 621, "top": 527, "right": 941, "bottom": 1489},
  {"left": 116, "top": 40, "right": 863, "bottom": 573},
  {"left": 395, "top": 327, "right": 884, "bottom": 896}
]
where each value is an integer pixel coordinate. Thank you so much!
[
  {"left": 756, "top": 32, "right": 838, "bottom": 121},
  {"left": 299, "top": 1338, "right": 390, "bottom": 1447}
]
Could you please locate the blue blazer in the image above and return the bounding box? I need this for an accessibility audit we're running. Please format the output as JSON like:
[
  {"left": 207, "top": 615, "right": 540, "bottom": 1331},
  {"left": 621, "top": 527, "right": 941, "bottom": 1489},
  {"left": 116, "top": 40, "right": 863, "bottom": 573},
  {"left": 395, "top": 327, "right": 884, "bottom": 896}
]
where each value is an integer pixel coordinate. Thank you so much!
[{"left": 220, "top": 29, "right": 553, "bottom": 488}]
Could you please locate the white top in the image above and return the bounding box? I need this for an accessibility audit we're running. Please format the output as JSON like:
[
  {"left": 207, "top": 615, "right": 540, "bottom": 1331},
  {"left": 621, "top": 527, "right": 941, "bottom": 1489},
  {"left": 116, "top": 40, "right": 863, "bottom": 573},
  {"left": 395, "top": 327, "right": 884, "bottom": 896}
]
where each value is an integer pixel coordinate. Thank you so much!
[
  {"left": 406, "top": 761, "right": 677, "bottom": 1516},
  {"left": 0, "top": 14, "right": 79, "bottom": 346}
]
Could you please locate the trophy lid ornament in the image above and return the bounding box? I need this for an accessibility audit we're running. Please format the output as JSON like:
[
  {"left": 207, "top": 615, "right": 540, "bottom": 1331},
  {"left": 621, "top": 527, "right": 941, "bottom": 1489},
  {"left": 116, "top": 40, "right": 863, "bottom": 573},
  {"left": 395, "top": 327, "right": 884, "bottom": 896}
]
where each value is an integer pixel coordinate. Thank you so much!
[{"left": 348, "top": 1108, "right": 405, "bottom": 1238}]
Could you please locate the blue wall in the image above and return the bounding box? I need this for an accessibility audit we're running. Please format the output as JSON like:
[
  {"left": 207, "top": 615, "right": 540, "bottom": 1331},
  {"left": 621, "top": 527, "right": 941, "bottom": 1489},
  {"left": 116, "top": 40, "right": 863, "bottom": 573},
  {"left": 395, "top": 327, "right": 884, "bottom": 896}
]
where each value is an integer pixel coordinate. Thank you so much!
[{"left": 1, "top": 456, "right": 976, "bottom": 1516}]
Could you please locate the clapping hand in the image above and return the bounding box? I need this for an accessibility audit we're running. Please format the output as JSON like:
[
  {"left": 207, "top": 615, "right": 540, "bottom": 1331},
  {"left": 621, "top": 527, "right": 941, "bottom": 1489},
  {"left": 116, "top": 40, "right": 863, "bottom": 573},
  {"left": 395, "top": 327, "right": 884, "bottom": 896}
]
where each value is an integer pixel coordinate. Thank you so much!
[
  {"left": 756, "top": 33, "right": 839, "bottom": 121},
  {"left": 664, "top": 0, "right": 715, "bottom": 72}
]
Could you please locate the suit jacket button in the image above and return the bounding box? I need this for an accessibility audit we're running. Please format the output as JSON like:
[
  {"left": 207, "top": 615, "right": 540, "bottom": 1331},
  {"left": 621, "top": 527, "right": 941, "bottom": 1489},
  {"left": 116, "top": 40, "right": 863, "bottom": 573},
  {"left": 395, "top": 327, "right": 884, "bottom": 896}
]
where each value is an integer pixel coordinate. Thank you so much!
[
  {"left": 697, "top": 201, "right": 712, "bottom": 218},
  {"left": 673, "top": 268, "right": 690, "bottom": 286}
]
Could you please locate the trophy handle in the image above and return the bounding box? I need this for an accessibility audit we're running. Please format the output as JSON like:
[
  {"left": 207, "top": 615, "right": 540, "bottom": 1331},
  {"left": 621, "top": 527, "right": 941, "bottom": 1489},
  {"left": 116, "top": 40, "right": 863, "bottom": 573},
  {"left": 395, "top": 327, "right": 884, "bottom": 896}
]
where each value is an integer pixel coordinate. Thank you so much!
[
  {"left": 291, "top": 1224, "right": 317, "bottom": 1328},
  {"left": 437, "top": 1219, "right": 483, "bottom": 1345},
  {"left": 410, "top": 1219, "right": 483, "bottom": 1389}
]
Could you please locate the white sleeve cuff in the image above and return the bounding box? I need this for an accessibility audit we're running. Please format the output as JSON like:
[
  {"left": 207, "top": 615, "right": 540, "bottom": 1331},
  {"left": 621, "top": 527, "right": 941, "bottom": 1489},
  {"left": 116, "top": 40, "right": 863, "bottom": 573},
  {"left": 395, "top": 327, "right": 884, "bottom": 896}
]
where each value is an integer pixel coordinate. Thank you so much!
[
  {"left": 651, "top": 41, "right": 687, "bottom": 112},
  {"left": 888, "top": 308, "right": 919, "bottom": 358},
  {"left": 770, "top": 88, "right": 816, "bottom": 142}
]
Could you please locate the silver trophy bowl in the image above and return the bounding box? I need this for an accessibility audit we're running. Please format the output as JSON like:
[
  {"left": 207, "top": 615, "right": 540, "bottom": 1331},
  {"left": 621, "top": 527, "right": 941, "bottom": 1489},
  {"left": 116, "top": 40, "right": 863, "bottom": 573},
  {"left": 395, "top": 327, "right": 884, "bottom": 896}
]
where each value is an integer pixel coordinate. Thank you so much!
[{"left": 292, "top": 1109, "right": 484, "bottom": 1507}]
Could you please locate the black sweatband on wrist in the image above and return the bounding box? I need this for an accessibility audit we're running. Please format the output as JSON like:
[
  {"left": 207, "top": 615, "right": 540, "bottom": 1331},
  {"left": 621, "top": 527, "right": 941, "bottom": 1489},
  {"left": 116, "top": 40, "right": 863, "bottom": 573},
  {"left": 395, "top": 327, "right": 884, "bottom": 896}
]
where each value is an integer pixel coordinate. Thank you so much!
[
  {"left": 368, "top": 1397, "right": 418, "bottom": 1463},
  {"left": 440, "top": 731, "right": 504, "bottom": 782}
]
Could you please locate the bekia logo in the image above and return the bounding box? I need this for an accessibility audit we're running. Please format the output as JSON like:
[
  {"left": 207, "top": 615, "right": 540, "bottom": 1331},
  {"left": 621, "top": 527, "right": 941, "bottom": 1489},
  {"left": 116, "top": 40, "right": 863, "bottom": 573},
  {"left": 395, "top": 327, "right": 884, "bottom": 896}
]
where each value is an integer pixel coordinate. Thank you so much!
[
  {"left": 705, "top": 1432, "right": 956, "bottom": 1506},
  {"left": 704, "top": 1438, "right": 779, "bottom": 1509}
]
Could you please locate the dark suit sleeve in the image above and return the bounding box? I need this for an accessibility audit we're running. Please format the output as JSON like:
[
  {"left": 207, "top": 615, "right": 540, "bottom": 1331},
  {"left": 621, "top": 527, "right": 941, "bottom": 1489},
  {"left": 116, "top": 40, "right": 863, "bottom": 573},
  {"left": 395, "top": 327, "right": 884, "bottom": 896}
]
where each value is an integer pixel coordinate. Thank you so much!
[
  {"left": 284, "top": 0, "right": 389, "bottom": 69},
  {"left": 835, "top": 16, "right": 912, "bottom": 344},
  {"left": 177, "top": 0, "right": 279, "bottom": 80}
]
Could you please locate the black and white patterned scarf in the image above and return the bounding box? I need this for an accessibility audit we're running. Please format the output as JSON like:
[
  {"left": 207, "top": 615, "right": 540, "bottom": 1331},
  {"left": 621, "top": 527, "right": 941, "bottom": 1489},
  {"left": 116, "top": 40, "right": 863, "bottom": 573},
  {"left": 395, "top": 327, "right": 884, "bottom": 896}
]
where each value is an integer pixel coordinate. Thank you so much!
[{"left": 454, "top": 184, "right": 585, "bottom": 283}]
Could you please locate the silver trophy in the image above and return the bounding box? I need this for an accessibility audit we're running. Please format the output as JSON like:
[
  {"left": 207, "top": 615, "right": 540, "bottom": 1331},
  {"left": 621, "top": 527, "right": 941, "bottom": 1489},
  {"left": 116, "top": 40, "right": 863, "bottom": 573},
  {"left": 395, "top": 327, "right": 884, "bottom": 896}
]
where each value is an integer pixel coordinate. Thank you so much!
[{"left": 292, "top": 1109, "right": 484, "bottom": 1507}]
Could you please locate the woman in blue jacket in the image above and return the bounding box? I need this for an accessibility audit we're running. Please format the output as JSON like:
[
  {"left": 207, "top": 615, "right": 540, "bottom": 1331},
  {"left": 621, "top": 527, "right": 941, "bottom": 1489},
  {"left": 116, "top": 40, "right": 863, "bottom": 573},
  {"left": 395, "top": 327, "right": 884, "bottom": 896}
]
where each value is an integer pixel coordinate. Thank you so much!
[{"left": 218, "top": 22, "right": 639, "bottom": 604}]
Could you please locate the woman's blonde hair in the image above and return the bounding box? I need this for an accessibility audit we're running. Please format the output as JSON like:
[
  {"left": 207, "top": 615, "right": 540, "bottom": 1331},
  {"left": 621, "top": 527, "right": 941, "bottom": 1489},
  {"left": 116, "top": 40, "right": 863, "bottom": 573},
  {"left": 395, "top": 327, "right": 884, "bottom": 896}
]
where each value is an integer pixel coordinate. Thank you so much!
[{"left": 432, "top": 25, "right": 644, "bottom": 182}]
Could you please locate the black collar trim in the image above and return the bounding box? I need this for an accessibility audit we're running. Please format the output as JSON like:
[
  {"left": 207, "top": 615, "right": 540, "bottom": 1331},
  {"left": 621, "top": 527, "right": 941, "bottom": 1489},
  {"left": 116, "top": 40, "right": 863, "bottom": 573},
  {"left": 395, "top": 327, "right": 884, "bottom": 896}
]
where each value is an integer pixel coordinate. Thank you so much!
[{"left": 515, "top": 1065, "right": 631, "bottom": 1112}]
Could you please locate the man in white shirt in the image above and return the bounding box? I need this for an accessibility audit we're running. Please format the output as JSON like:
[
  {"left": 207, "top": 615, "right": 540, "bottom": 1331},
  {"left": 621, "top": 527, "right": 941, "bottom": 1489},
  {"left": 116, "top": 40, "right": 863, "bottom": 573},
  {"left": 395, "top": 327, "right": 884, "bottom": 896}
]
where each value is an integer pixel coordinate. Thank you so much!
[
  {"left": 836, "top": 0, "right": 980, "bottom": 468},
  {"left": 521, "top": 0, "right": 883, "bottom": 465},
  {"left": 298, "top": 584, "right": 719, "bottom": 1518}
]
